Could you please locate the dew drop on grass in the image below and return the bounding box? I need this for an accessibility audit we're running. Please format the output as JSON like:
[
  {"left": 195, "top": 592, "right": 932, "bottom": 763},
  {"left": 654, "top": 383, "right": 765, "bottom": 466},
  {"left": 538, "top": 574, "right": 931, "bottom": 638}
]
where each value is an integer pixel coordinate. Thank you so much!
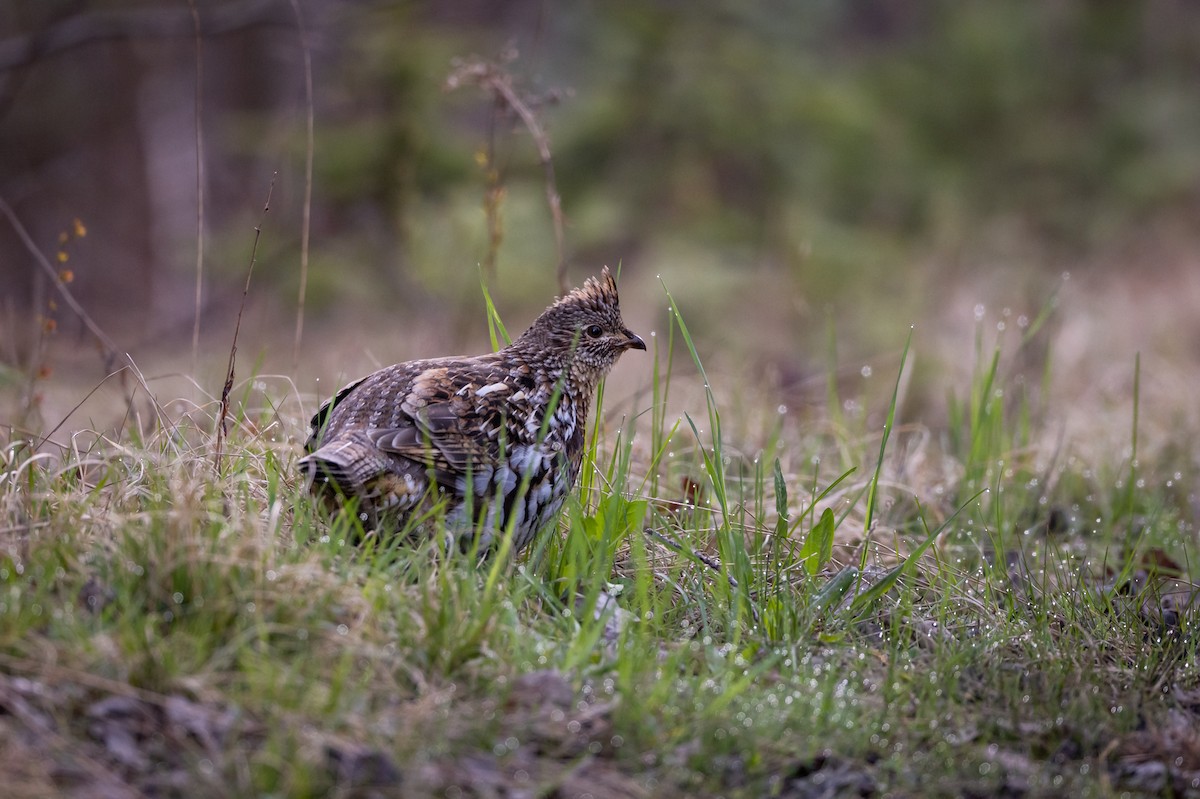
[
  {"left": 860, "top": 365, "right": 872, "bottom": 378},
  {"left": 973, "top": 304, "right": 986, "bottom": 321}
]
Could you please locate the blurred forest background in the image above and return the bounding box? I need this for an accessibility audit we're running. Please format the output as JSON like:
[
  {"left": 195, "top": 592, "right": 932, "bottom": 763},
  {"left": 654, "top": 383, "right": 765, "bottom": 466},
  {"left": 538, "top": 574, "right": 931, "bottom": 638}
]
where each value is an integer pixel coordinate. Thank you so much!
[{"left": 2, "top": 0, "right": 1200, "bottom": 436}]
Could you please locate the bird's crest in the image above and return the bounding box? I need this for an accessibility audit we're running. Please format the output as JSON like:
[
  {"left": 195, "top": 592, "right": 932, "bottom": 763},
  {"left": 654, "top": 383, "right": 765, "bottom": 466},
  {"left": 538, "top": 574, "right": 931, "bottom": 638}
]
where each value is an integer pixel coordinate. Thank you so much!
[{"left": 557, "top": 266, "right": 620, "bottom": 314}]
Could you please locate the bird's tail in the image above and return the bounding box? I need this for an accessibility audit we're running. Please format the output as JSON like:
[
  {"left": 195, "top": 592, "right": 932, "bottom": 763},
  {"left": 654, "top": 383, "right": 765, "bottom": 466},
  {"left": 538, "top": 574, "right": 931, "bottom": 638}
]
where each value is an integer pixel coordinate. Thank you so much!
[{"left": 299, "top": 438, "right": 382, "bottom": 498}]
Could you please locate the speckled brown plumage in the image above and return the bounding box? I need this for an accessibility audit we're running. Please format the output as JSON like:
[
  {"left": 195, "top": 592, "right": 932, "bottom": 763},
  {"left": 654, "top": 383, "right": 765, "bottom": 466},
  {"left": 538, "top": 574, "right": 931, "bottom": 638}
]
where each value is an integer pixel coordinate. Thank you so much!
[{"left": 300, "top": 268, "right": 645, "bottom": 554}]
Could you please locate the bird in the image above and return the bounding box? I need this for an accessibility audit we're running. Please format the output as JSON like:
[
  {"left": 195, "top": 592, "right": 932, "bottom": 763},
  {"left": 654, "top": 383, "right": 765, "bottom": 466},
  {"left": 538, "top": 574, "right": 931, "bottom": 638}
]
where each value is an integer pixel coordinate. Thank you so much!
[{"left": 299, "top": 267, "right": 646, "bottom": 555}]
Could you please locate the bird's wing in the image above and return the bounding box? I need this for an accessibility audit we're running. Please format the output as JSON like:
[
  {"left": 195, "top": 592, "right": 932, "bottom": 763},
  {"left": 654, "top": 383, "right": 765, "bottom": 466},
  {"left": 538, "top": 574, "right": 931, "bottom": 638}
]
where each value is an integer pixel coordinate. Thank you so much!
[
  {"left": 307, "top": 358, "right": 530, "bottom": 488},
  {"left": 306, "top": 374, "right": 370, "bottom": 451},
  {"left": 365, "top": 361, "right": 521, "bottom": 483},
  {"left": 366, "top": 402, "right": 499, "bottom": 480}
]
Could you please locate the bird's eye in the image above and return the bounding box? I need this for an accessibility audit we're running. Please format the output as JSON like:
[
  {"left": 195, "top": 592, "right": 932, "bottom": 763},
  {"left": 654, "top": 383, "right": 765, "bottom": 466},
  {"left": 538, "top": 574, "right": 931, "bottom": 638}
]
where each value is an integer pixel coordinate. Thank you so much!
[{"left": 585, "top": 324, "right": 603, "bottom": 339}]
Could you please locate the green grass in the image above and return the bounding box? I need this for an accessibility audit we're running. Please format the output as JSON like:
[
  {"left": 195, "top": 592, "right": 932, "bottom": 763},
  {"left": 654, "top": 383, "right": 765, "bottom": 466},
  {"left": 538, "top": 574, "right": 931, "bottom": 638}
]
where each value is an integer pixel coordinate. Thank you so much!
[{"left": 2, "top": 286, "right": 1199, "bottom": 797}]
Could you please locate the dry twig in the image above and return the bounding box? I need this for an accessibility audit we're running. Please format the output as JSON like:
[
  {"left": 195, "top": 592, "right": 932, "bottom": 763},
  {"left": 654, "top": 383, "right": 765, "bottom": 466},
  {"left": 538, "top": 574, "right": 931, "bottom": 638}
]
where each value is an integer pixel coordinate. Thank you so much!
[
  {"left": 214, "top": 176, "right": 274, "bottom": 476},
  {"left": 187, "top": 0, "right": 206, "bottom": 371},
  {"left": 288, "top": 0, "right": 315, "bottom": 370},
  {"left": 0, "top": 195, "right": 125, "bottom": 373},
  {"left": 446, "top": 54, "right": 568, "bottom": 295}
]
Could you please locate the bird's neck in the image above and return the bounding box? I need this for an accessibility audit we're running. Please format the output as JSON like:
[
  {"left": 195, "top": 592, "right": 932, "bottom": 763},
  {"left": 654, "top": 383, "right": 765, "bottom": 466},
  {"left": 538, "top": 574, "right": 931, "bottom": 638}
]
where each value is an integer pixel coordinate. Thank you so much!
[
  {"left": 502, "top": 338, "right": 600, "bottom": 418},
  {"left": 509, "top": 333, "right": 566, "bottom": 366},
  {"left": 543, "top": 365, "right": 596, "bottom": 422},
  {"left": 507, "top": 339, "right": 588, "bottom": 388}
]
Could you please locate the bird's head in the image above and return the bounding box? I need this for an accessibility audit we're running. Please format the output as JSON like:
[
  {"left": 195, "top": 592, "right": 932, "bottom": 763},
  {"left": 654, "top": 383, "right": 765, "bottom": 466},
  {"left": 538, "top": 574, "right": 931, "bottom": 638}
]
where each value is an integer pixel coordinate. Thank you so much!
[{"left": 518, "top": 267, "right": 646, "bottom": 381}]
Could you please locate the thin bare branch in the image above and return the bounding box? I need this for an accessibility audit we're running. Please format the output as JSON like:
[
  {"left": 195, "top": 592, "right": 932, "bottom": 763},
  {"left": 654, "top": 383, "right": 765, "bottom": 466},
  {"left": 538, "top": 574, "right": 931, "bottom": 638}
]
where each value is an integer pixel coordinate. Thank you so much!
[
  {"left": 480, "top": 93, "right": 504, "bottom": 282},
  {"left": 188, "top": 0, "right": 206, "bottom": 372},
  {"left": 0, "top": 194, "right": 126, "bottom": 372},
  {"left": 289, "top": 0, "right": 315, "bottom": 370},
  {"left": 34, "top": 366, "right": 131, "bottom": 453},
  {"left": 214, "top": 176, "right": 275, "bottom": 476},
  {"left": 446, "top": 56, "right": 569, "bottom": 294}
]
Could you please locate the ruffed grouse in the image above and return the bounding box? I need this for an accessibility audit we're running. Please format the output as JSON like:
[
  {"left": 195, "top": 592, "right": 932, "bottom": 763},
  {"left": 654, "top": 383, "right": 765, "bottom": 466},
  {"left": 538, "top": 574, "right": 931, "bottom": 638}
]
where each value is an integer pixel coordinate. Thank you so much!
[{"left": 300, "top": 268, "right": 645, "bottom": 554}]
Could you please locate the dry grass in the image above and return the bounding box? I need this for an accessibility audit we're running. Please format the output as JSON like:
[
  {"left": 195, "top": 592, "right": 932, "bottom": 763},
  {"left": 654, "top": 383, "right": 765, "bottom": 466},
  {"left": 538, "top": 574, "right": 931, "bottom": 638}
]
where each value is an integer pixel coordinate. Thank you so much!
[{"left": 2, "top": 257, "right": 1200, "bottom": 795}]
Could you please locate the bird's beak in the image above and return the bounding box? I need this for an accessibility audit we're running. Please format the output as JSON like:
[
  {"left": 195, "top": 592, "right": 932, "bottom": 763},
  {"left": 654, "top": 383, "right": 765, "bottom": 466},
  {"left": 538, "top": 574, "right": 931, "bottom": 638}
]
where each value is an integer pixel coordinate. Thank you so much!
[{"left": 623, "top": 329, "right": 647, "bottom": 351}]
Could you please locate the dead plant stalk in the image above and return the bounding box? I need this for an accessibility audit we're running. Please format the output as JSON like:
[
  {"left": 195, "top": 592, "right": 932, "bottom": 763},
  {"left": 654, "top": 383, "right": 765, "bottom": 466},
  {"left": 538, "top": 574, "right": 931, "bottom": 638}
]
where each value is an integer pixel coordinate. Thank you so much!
[{"left": 214, "top": 176, "right": 274, "bottom": 477}]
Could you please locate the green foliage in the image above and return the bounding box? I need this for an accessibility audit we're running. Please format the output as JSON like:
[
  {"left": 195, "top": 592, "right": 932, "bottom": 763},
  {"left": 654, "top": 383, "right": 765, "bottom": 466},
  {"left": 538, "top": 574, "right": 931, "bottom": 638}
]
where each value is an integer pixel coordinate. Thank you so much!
[
  {"left": 796, "top": 506, "right": 835, "bottom": 577},
  {"left": 863, "top": 327, "right": 911, "bottom": 543},
  {"left": 479, "top": 270, "right": 512, "bottom": 350}
]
